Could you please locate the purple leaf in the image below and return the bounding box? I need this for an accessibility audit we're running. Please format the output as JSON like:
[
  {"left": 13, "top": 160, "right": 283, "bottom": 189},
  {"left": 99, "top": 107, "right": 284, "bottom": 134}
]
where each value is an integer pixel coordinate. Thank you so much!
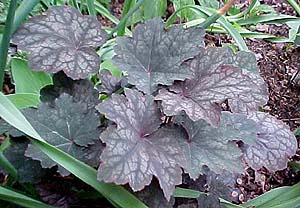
[
  {"left": 12, "top": 6, "right": 108, "bottom": 79},
  {"left": 4, "top": 138, "right": 45, "bottom": 183},
  {"left": 135, "top": 182, "right": 175, "bottom": 208},
  {"left": 112, "top": 17, "right": 204, "bottom": 94},
  {"left": 98, "top": 125, "right": 184, "bottom": 200},
  {"left": 24, "top": 94, "right": 102, "bottom": 175},
  {"left": 97, "top": 69, "right": 126, "bottom": 95},
  {"left": 40, "top": 71, "right": 100, "bottom": 111},
  {"left": 242, "top": 112, "right": 297, "bottom": 171},
  {"left": 156, "top": 47, "right": 268, "bottom": 126},
  {"left": 174, "top": 113, "right": 244, "bottom": 179},
  {"left": 96, "top": 89, "right": 185, "bottom": 200},
  {"left": 197, "top": 194, "right": 226, "bottom": 208},
  {"left": 96, "top": 88, "right": 161, "bottom": 132}
]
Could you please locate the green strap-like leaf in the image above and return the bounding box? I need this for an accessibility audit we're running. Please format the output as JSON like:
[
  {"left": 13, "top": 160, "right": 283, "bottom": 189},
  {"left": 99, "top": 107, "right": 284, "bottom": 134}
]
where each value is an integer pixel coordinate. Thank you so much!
[
  {"left": 165, "top": 5, "right": 248, "bottom": 51},
  {"left": 0, "top": 0, "right": 17, "bottom": 89},
  {"left": 0, "top": 92, "right": 148, "bottom": 208},
  {"left": 0, "top": 186, "right": 54, "bottom": 208},
  {"left": 12, "top": 0, "right": 41, "bottom": 33},
  {"left": 242, "top": 183, "right": 300, "bottom": 208}
]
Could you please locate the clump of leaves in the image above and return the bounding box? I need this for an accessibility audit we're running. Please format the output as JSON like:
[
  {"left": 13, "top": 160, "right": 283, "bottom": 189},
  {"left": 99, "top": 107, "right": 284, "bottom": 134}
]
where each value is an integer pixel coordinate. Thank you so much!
[{"left": 10, "top": 5, "right": 297, "bottom": 206}]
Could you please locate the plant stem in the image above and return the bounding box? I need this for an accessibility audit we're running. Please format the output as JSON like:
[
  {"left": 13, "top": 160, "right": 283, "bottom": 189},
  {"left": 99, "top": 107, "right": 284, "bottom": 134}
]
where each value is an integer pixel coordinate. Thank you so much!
[
  {"left": 0, "top": 0, "right": 17, "bottom": 90},
  {"left": 217, "top": 0, "right": 236, "bottom": 15}
]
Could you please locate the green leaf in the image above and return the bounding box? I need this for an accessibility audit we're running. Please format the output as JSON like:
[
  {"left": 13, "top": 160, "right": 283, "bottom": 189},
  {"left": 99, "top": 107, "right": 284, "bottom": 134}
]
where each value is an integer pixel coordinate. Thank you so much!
[
  {"left": 0, "top": 186, "right": 54, "bottom": 208},
  {"left": 86, "top": 0, "right": 96, "bottom": 16},
  {"left": 172, "top": 0, "right": 197, "bottom": 20},
  {"left": 173, "top": 187, "right": 202, "bottom": 198},
  {"left": 236, "top": 14, "right": 298, "bottom": 26},
  {"left": 100, "top": 60, "right": 122, "bottom": 76},
  {"left": 0, "top": 0, "right": 17, "bottom": 88},
  {"left": 6, "top": 93, "right": 40, "bottom": 109},
  {"left": 11, "top": 58, "right": 52, "bottom": 94},
  {"left": 196, "top": 0, "right": 219, "bottom": 8},
  {"left": 143, "top": 0, "right": 167, "bottom": 19},
  {"left": 165, "top": 5, "right": 248, "bottom": 51},
  {"left": 8, "top": 58, "right": 52, "bottom": 108},
  {"left": 288, "top": 161, "right": 300, "bottom": 172},
  {"left": 12, "top": 0, "right": 41, "bottom": 33},
  {"left": 0, "top": 92, "right": 148, "bottom": 208},
  {"left": 242, "top": 183, "right": 300, "bottom": 208},
  {"left": 173, "top": 187, "right": 243, "bottom": 208},
  {"left": 117, "top": 0, "right": 134, "bottom": 36}
]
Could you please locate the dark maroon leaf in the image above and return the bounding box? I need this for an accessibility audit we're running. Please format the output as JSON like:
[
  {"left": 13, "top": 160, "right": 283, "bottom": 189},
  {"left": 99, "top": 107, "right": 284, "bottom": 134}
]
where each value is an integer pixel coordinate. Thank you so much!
[
  {"left": 197, "top": 194, "right": 225, "bottom": 208},
  {"left": 96, "top": 88, "right": 161, "bottom": 131},
  {"left": 81, "top": 139, "right": 105, "bottom": 168},
  {"left": 96, "top": 89, "right": 185, "bottom": 200},
  {"left": 12, "top": 6, "right": 108, "bottom": 79},
  {"left": 204, "top": 168, "right": 237, "bottom": 201},
  {"left": 40, "top": 71, "right": 100, "bottom": 111},
  {"left": 36, "top": 182, "right": 75, "bottom": 208},
  {"left": 135, "top": 182, "right": 175, "bottom": 208},
  {"left": 0, "top": 118, "right": 24, "bottom": 137},
  {"left": 98, "top": 125, "right": 184, "bottom": 200},
  {"left": 112, "top": 17, "right": 204, "bottom": 94},
  {"left": 156, "top": 47, "right": 268, "bottom": 126},
  {"left": 174, "top": 113, "right": 244, "bottom": 179},
  {"left": 3, "top": 138, "right": 45, "bottom": 183},
  {"left": 24, "top": 94, "right": 102, "bottom": 175},
  {"left": 97, "top": 69, "right": 126, "bottom": 95}
]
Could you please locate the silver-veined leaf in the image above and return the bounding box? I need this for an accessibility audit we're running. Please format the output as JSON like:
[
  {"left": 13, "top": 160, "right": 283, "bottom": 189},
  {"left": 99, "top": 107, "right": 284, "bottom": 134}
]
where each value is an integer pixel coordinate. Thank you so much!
[
  {"left": 12, "top": 6, "right": 108, "bottom": 79},
  {"left": 24, "top": 94, "right": 102, "bottom": 175},
  {"left": 112, "top": 17, "right": 204, "bottom": 94},
  {"left": 156, "top": 47, "right": 268, "bottom": 126},
  {"left": 97, "top": 89, "right": 185, "bottom": 200},
  {"left": 242, "top": 112, "right": 297, "bottom": 171},
  {"left": 174, "top": 113, "right": 245, "bottom": 179}
]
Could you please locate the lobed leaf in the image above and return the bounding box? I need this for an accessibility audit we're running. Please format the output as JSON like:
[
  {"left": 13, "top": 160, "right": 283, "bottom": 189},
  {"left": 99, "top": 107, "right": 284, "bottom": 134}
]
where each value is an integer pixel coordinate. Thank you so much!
[
  {"left": 3, "top": 138, "right": 45, "bottom": 183},
  {"left": 97, "top": 88, "right": 161, "bottom": 131},
  {"left": 12, "top": 6, "right": 108, "bottom": 79},
  {"left": 242, "top": 112, "right": 297, "bottom": 171},
  {"left": 97, "top": 89, "right": 185, "bottom": 200},
  {"left": 40, "top": 72, "right": 99, "bottom": 111},
  {"left": 98, "top": 69, "right": 126, "bottom": 95},
  {"left": 174, "top": 113, "right": 245, "bottom": 179},
  {"left": 175, "top": 111, "right": 297, "bottom": 178},
  {"left": 156, "top": 47, "right": 268, "bottom": 126},
  {"left": 24, "top": 94, "right": 102, "bottom": 175},
  {"left": 112, "top": 17, "right": 204, "bottom": 94},
  {"left": 135, "top": 182, "right": 175, "bottom": 208}
]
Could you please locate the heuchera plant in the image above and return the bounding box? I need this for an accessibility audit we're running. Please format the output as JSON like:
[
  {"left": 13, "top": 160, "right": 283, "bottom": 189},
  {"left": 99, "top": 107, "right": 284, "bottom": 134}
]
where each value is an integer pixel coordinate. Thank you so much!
[{"left": 9, "top": 5, "right": 297, "bottom": 203}]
